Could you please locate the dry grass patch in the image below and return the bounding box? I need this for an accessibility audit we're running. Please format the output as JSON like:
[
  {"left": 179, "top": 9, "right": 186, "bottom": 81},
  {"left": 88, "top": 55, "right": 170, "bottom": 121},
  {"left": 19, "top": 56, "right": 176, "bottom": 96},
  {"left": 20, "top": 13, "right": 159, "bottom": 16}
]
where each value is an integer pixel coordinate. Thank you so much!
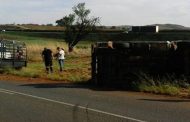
[{"left": 4, "top": 53, "right": 91, "bottom": 83}]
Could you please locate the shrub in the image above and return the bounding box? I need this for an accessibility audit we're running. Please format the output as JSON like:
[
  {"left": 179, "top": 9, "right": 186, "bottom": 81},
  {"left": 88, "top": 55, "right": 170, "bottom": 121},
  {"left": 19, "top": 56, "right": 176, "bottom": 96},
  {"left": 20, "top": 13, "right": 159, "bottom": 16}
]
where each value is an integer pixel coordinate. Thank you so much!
[
  {"left": 132, "top": 72, "right": 184, "bottom": 96},
  {"left": 138, "top": 84, "right": 180, "bottom": 96}
]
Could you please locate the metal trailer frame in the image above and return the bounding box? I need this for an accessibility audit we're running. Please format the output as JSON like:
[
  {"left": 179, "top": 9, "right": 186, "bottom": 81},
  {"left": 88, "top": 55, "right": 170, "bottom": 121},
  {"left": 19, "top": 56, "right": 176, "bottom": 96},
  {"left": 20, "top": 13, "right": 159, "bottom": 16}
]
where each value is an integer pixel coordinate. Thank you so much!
[{"left": 0, "top": 40, "right": 27, "bottom": 68}]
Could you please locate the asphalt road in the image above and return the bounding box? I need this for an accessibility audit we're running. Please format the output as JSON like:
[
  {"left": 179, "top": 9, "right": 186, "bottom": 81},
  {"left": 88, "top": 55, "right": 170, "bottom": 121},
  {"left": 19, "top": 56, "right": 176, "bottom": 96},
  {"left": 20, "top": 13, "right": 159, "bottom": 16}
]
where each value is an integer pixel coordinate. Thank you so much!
[{"left": 0, "top": 80, "right": 190, "bottom": 122}]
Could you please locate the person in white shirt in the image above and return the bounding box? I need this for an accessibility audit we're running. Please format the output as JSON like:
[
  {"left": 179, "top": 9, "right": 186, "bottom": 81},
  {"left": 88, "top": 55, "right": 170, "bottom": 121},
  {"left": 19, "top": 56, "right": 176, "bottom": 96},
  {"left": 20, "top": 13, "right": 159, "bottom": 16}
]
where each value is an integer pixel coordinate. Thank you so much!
[{"left": 56, "top": 47, "right": 65, "bottom": 72}]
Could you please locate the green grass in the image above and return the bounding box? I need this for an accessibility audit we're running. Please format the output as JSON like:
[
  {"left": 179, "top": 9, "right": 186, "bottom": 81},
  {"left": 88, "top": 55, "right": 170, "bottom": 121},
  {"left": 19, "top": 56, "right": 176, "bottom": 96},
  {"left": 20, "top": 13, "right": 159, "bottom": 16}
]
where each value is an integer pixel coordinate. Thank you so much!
[
  {"left": 4, "top": 57, "right": 91, "bottom": 83},
  {"left": 0, "top": 32, "right": 63, "bottom": 44},
  {"left": 1, "top": 32, "right": 92, "bottom": 61},
  {"left": 130, "top": 72, "right": 189, "bottom": 96},
  {"left": 138, "top": 84, "right": 180, "bottom": 96},
  {"left": 0, "top": 32, "right": 92, "bottom": 83},
  {"left": 3, "top": 31, "right": 65, "bottom": 39},
  {"left": 5, "top": 63, "right": 43, "bottom": 78},
  {"left": 2, "top": 53, "right": 91, "bottom": 82},
  {"left": 0, "top": 32, "right": 92, "bottom": 47}
]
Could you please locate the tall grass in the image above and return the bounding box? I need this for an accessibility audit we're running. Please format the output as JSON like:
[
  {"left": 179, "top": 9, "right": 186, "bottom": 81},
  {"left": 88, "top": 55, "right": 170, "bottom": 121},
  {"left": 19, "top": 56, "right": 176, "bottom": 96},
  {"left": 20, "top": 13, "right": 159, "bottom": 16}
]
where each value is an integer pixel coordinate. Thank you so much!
[
  {"left": 1, "top": 33, "right": 91, "bottom": 61},
  {"left": 130, "top": 72, "right": 190, "bottom": 96},
  {"left": 5, "top": 58, "right": 91, "bottom": 82},
  {"left": 188, "top": 87, "right": 190, "bottom": 98},
  {"left": 0, "top": 33, "right": 92, "bottom": 83}
]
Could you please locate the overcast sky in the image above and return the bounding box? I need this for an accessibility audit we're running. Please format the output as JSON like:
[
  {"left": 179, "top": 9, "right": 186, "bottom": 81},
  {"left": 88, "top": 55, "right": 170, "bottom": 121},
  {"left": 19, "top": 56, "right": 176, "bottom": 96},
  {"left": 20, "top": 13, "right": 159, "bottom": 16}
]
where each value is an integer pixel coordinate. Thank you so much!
[{"left": 0, "top": 0, "right": 189, "bottom": 26}]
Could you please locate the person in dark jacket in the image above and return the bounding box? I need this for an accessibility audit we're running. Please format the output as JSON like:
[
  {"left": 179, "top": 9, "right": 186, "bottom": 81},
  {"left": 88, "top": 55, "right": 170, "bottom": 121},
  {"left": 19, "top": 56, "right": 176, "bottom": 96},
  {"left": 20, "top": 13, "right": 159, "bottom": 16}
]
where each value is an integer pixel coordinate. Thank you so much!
[{"left": 42, "top": 47, "right": 53, "bottom": 73}]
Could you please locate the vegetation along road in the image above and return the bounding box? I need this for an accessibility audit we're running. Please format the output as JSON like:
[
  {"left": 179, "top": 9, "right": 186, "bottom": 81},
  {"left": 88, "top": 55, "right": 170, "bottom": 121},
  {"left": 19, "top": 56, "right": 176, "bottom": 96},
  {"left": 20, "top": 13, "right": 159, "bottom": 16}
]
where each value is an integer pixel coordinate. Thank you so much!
[
  {"left": 0, "top": 80, "right": 190, "bottom": 122},
  {"left": 1, "top": 3, "right": 190, "bottom": 122}
]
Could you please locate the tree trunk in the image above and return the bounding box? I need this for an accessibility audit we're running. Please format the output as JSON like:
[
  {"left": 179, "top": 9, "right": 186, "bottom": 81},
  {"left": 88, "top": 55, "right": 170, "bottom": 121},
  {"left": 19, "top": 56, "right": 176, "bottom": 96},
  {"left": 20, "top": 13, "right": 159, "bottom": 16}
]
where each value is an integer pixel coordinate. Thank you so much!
[{"left": 68, "top": 46, "right": 73, "bottom": 52}]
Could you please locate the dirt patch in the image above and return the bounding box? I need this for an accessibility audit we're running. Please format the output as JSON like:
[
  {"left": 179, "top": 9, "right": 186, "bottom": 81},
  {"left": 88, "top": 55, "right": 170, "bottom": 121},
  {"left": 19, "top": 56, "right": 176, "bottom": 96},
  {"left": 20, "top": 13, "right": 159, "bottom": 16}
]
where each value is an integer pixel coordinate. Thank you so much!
[{"left": 0, "top": 74, "right": 67, "bottom": 84}]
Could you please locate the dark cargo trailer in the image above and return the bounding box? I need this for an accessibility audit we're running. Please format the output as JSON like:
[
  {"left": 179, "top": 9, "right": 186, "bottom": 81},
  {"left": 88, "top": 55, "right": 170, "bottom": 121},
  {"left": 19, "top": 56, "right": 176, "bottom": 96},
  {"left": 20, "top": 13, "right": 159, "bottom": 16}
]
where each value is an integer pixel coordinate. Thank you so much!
[{"left": 91, "top": 40, "right": 190, "bottom": 85}]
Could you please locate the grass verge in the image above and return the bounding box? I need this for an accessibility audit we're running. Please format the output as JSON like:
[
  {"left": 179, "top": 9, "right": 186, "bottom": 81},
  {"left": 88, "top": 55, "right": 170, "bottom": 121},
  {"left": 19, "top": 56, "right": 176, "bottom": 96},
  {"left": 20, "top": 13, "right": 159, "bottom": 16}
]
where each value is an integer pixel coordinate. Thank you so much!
[
  {"left": 130, "top": 72, "right": 189, "bottom": 96},
  {"left": 138, "top": 84, "right": 180, "bottom": 96},
  {"left": 0, "top": 33, "right": 92, "bottom": 83},
  {"left": 3, "top": 56, "right": 91, "bottom": 83}
]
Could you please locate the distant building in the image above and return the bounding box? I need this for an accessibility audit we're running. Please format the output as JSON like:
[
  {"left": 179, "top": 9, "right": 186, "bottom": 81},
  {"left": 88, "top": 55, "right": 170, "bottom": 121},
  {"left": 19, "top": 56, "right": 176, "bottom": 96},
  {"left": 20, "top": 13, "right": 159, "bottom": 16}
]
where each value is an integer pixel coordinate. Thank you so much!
[{"left": 131, "top": 26, "right": 159, "bottom": 33}]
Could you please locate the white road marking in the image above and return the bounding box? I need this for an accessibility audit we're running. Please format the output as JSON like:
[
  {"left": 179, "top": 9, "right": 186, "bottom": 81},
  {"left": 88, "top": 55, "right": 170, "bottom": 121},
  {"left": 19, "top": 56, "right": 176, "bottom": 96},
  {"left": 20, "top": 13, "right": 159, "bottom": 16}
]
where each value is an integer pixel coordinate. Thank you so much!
[
  {"left": 0, "top": 89, "right": 15, "bottom": 95},
  {"left": 0, "top": 88, "right": 146, "bottom": 122}
]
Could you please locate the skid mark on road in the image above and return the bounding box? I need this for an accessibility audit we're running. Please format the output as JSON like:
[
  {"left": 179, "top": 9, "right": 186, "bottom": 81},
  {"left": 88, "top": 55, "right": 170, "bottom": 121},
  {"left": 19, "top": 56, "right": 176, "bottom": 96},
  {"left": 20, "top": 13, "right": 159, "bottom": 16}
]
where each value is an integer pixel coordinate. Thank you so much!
[{"left": 0, "top": 88, "right": 146, "bottom": 122}]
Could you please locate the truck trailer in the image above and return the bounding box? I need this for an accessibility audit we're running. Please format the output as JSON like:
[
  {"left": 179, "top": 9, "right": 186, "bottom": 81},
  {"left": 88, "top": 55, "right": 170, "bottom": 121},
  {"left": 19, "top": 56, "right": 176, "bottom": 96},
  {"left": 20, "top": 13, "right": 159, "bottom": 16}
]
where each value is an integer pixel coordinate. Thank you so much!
[{"left": 0, "top": 40, "right": 27, "bottom": 69}]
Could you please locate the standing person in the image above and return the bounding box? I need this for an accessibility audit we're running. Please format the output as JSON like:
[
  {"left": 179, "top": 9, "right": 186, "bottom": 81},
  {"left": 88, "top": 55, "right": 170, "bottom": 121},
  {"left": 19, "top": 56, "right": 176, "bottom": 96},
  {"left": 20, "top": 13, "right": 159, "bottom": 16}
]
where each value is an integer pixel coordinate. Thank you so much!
[
  {"left": 42, "top": 47, "right": 53, "bottom": 74},
  {"left": 56, "top": 47, "right": 65, "bottom": 72}
]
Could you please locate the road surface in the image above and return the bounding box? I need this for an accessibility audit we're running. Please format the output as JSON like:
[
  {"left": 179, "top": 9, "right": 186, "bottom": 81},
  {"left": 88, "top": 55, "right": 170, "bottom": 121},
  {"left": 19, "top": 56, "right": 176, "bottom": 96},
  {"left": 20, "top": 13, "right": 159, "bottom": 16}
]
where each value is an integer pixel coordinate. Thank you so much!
[{"left": 0, "top": 80, "right": 190, "bottom": 122}]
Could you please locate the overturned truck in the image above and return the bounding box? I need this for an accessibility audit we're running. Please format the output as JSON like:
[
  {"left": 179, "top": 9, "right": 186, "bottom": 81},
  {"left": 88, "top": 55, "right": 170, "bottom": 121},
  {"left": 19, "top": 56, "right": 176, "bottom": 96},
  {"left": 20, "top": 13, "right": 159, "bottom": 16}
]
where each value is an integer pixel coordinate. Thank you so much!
[
  {"left": 0, "top": 40, "right": 27, "bottom": 69},
  {"left": 91, "top": 41, "right": 190, "bottom": 85}
]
